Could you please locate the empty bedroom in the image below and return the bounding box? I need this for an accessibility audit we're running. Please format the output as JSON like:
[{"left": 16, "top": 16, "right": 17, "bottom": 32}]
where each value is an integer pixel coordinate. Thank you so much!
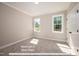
[{"left": 0, "top": 2, "right": 79, "bottom": 56}]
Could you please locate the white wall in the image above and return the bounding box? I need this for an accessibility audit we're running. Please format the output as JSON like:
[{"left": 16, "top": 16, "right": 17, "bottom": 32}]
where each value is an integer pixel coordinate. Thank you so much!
[
  {"left": 67, "top": 3, "right": 79, "bottom": 44},
  {"left": 33, "top": 11, "right": 67, "bottom": 42},
  {"left": 0, "top": 3, "right": 33, "bottom": 47},
  {"left": 67, "top": 3, "right": 79, "bottom": 55},
  {"left": 67, "top": 3, "right": 79, "bottom": 33}
]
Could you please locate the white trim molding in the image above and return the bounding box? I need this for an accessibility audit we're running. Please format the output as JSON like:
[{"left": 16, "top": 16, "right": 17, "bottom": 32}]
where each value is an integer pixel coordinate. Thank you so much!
[
  {"left": 34, "top": 34, "right": 67, "bottom": 43},
  {"left": 0, "top": 35, "right": 33, "bottom": 50},
  {"left": 52, "top": 14, "right": 64, "bottom": 33},
  {"left": 2, "top": 2, "right": 32, "bottom": 17}
]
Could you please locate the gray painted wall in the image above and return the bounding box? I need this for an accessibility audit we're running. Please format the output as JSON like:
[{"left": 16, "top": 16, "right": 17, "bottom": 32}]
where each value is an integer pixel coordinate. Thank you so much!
[
  {"left": 0, "top": 3, "right": 33, "bottom": 47},
  {"left": 33, "top": 11, "right": 67, "bottom": 42}
]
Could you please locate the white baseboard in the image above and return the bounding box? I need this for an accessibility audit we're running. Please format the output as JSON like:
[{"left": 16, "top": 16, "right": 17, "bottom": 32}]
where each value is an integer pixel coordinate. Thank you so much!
[
  {"left": 0, "top": 34, "right": 67, "bottom": 50},
  {"left": 0, "top": 35, "right": 33, "bottom": 50},
  {"left": 34, "top": 33, "right": 67, "bottom": 43},
  {"left": 34, "top": 35, "right": 67, "bottom": 43}
]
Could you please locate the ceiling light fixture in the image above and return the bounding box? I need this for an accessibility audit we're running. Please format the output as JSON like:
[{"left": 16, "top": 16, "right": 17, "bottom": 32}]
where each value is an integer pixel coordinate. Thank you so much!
[{"left": 34, "top": 2, "right": 39, "bottom": 4}]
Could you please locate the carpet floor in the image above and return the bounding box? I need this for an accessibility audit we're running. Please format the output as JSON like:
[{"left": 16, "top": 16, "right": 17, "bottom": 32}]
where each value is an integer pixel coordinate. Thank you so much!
[{"left": 0, "top": 38, "right": 72, "bottom": 56}]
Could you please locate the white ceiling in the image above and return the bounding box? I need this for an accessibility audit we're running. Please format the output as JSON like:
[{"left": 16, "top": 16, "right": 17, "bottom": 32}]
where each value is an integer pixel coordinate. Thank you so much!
[{"left": 3, "top": 2, "right": 71, "bottom": 16}]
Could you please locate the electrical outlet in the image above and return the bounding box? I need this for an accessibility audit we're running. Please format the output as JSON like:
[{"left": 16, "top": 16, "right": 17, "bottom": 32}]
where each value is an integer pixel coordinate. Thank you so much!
[
  {"left": 77, "top": 10, "right": 79, "bottom": 13},
  {"left": 77, "top": 49, "right": 79, "bottom": 52},
  {"left": 77, "top": 29, "right": 79, "bottom": 32}
]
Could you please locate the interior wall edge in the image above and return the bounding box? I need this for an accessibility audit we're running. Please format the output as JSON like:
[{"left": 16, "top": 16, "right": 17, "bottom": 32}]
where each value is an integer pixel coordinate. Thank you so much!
[{"left": 1, "top": 2, "right": 33, "bottom": 17}]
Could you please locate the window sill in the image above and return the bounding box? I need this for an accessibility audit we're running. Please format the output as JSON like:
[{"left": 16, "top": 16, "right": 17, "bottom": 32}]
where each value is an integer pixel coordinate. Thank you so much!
[
  {"left": 34, "top": 31, "right": 40, "bottom": 33},
  {"left": 52, "top": 31, "right": 63, "bottom": 33}
]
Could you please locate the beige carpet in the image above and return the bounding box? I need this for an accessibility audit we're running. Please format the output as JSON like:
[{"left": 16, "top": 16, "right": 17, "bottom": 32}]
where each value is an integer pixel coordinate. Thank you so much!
[{"left": 0, "top": 38, "right": 72, "bottom": 56}]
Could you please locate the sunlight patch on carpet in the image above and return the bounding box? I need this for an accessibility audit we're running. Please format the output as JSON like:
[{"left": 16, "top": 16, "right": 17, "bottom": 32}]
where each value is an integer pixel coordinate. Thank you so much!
[
  {"left": 30, "top": 39, "right": 39, "bottom": 45},
  {"left": 56, "top": 43, "right": 72, "bottom": 54}
]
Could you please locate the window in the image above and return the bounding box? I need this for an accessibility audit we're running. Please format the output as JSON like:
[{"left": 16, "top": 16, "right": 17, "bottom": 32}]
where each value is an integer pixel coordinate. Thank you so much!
[
  {"left": 34, "top": 18, "right": 40, "bottom": 32},
  {"left": 52, "top": 15, "right": 63, "bottom": 33}
]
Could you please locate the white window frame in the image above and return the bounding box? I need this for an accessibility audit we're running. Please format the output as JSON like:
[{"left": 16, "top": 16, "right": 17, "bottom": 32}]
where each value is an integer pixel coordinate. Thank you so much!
[
  {"left": 34, "top": 18, "right": 40, "bottom": 32},
  {"left": 52, "top": 14, "right": 64, "bottom": 33}
]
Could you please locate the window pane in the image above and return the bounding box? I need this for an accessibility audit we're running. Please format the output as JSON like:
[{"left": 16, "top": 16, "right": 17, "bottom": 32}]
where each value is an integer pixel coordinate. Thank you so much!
[
  {"left": 34, "top": 18, "right": 40, "bottom": 32},
  {"left": 54, "top": 25, "right": 61, "bottom": 31},
  {"left": 58, "top": 16, "right": 62, "bottom": 25},
  {"left": 53, "top": 15, "right": 62, "bottom": 32},
  {"left": 54, "top": 17, "right": 58, "bottom": 24}
]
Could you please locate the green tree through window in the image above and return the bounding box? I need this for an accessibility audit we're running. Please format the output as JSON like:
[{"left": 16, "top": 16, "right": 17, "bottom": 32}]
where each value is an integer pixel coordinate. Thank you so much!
[
  {"left": 34, "top": 18, "right": 40, "bottom": 32},
  {"left": 52, "top": 15, "right": 63, "bottom": 32}
]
